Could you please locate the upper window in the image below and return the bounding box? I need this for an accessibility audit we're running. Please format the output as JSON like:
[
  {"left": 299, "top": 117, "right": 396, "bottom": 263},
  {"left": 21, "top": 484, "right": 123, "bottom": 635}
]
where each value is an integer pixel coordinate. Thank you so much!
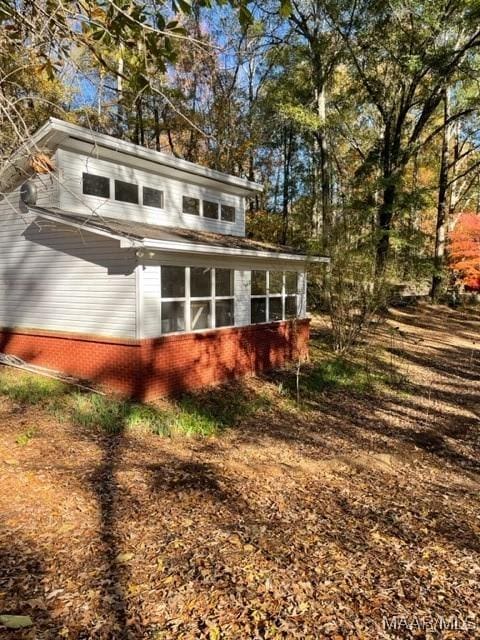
[
  {"left": 115, "top": 180, "right": 139, "bottom": 204},
  {"left": 183, "top": 196, "right": 200, "bottom": 216},
  {"left": 82, "top": 173, "right": 110, "bottom": 198},
  {"left": 221, "top": 204, "right": 235, "bottom": 223},
  {"left": 143, "top": 186, "right": 164, "bottom": 209},
  {"left": 203, "top": 200, "right": 219, "bottom": 219}
]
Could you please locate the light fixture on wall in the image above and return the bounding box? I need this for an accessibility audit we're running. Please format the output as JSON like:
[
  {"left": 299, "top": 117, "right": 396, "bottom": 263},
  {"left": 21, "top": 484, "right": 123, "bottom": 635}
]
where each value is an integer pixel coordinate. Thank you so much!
[{"left": 20, "top": 180, "right": 37, "bottom": 205}]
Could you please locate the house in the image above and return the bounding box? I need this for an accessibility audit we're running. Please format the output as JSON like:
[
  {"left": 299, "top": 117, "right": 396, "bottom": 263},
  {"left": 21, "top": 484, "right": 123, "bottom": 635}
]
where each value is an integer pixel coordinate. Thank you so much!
[{"left": 0, "top": 118, "right": 328, "bottom": 399}]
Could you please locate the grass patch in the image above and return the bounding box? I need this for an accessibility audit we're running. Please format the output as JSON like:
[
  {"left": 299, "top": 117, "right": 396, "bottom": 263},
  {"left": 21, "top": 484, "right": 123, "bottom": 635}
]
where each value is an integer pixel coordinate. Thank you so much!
[
  {"left": 0, "top": 369, "right": 271, "bottom": 438},
  {"left": 15, "top": 427, "right": 37, "bottom": 446},
  {"left": 0, "top": 370, "right": 68, "bottom": 406},
  {"left": 304, "top": 357, "right": 383, "bottom": 393}
]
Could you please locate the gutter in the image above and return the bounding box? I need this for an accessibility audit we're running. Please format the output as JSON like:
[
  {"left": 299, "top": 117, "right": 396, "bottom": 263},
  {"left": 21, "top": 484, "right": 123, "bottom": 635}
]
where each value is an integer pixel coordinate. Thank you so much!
[{"left": 122, "top": 237, "right": 330, "bottom": 263}]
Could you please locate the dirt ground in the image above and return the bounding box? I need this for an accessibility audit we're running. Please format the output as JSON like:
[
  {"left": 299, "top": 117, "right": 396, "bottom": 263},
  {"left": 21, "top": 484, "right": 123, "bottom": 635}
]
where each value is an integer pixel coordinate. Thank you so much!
[{"left": 0, "top": 305, "right": 478, "bottom": 639}]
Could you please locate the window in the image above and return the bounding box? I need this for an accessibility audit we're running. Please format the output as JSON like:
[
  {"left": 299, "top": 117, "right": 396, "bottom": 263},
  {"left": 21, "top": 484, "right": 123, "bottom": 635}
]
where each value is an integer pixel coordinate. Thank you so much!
[
  {"left": 161, "top": 301, "right": 186, "bottom": 334},
  {"left": 221, "top": 204, "right": 235, "bottom": 222},
  {"left": 159, "top": 266, "right": 234, "bottom": 334},
  {"left": 162, "top": 266, "right": 185, "bottom": 299},
  {"left": 215, "top": 299, "right": 234, "bottom": 327},
  {"left": 203, "top": 200, "right": 219, "bottom": 219},
  {"left": 143, "top": 186, "right": 164, "bottom": 209},
  {"left": 250, "top": 271, "right": 299, "bottom": 324},
  {"left": 183, "top": 196, "right": 200, "bottom": 215},
  {"left": 251, "top": 270, "right": 266, "bottom": 295},
  {"left": 161, "top": 266, "right": 186, "bottom": 334},
  {"left": 190, "top": 267, "right": 212, "bottom": 330},
  {"left": 115, "top": 179, "right": 138, "bottom": 204},
  {"left": 215, "top": 268, "right": 234, "bottom": 297},
  {"left": 82, "top": 173, "right": 110, "bottom": 198},
  {"left": 251, "top": 297, "right": 266, "bottom": 324},
  {"left": 215, "top": 269, "right": 234, "bottom": 328},
  {"left": 285, "top": 272, "right": 298, "bottom": 318}
]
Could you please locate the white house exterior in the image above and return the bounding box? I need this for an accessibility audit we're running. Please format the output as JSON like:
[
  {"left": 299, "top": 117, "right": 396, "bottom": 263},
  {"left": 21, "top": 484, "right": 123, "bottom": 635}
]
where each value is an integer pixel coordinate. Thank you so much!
[{"left": 0, "top": 119, "right": 328, "bottom": 398}]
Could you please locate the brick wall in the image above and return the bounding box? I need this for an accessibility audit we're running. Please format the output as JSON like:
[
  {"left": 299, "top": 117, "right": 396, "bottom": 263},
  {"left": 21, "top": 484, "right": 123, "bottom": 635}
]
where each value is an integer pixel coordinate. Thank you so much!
[{"left": 0, "top": 320, "right": 310, "bottom": 400}]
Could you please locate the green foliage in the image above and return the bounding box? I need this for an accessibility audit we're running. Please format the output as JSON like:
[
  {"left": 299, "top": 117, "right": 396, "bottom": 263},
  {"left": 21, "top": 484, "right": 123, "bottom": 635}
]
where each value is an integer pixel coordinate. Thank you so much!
[
  {"left": 299, "top": 357, "right": 383, "bottom": 394},
  {"left": 0, "top": 368, "right": 267, "bottom": 438},
  {"left": 0, "top": 371, "right": 67, "bottom": 405},
  {"left": 15, "top": 427, "right": 37, "bottom": 446}
]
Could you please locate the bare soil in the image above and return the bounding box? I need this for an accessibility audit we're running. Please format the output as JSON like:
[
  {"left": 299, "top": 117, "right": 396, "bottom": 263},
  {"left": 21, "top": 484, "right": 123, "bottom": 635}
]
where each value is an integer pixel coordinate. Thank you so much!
[{"left": 0, "top": 305, "right": 479, "bottom": 639}]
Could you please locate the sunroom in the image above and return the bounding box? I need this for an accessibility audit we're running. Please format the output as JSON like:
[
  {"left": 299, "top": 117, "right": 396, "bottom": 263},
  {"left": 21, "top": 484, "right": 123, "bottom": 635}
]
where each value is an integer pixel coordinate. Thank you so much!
[{"left": 13, "top": 206, "right": 329, "bottom": 398}]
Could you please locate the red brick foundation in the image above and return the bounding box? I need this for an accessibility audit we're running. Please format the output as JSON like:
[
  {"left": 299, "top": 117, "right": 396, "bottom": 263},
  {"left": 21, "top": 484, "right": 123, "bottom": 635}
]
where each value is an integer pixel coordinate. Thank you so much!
[{"left": 0, "top": 320, "right": 310, "bottom": 400}]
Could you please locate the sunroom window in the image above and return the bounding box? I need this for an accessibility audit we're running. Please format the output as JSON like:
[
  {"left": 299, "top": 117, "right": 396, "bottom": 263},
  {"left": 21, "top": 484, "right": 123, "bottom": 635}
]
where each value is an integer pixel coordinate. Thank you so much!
[
  {"left": 250, "top": 271, "right": 298, "bottom": 323},
  {"left": 159, "top": 266, "right": 235, "bottom": 334},
  {"left": 161, "top": 266, "right": 186, "bottom": 334},
  {"left": 190, "top": 267, "right": 212, "bottom": 330}
]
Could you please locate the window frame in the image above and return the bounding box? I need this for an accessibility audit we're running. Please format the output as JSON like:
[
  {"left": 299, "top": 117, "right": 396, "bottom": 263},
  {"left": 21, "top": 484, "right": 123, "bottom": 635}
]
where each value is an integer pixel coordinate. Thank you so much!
[
  {"left": 82, "top": 172, "right": 110, "bottom": 198},
  {"left": 221, "top": 203, "right": 236, "bottom": 223},
  {"left": 182, "top": 195, "right": 200, "bottom": 216},
  {"left": 202, "top": 199, "right": 220, "bottom": 220},
  {"left": 159, "top": 266, "right": 235, "bottom": 335},
  {"left": 142, "top": 185, "right": 164, "bottom": 209},
  {"left": 250, "top": 270, "right": 299, "bottom": 324},
  {"left": 114, "top": 179, "right": 139, "bottom": 204}
]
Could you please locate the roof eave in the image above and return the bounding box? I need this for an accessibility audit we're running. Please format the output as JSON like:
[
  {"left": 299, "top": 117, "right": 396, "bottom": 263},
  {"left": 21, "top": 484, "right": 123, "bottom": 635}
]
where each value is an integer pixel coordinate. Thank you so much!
[
  {"left": 128, "top": 237, "right": 330, "bottom": 263},
  {"left": 47, "top": 118, "right": 264, "bottom": 195},
  {"left": 31, "top": 207, "right": 330, "bottom": 264}
]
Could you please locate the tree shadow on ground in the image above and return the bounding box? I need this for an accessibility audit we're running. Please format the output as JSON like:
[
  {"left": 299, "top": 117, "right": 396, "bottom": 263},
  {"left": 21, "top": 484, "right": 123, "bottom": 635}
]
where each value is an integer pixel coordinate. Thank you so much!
[{"left": 0, "top": 304, "right": 479, "bottom": 637}]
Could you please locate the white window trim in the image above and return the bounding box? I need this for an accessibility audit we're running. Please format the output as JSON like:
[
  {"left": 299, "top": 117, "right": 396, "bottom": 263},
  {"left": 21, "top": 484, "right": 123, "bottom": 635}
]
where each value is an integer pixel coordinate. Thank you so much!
[
  {"left": 181, "top": 195, "right": 236, "bottom": 223},
  {"left": 251, "top": 271, "right": 299, "bottom": 324},
  {"left": 142, "top": 185, "right": 164, "bottom": 209},
  {"left": 160, "top": 266, "right": 235, "bottom": 335}
]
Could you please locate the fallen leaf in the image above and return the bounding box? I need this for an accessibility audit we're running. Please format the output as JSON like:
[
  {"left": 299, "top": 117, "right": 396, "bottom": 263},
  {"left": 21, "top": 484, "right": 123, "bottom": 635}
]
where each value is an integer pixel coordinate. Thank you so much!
[{"left": 0, "top": 614, "right": 33, "bottom": 629}]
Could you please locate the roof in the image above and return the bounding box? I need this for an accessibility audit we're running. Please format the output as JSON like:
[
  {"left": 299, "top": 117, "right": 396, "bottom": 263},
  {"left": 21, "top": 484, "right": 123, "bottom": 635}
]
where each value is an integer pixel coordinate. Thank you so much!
[
  {"left": 3, "top": 118, "right": 263, "bottom": 196},
  {"left": 29, "top": 206, "right": 330, "bottom": 264}
]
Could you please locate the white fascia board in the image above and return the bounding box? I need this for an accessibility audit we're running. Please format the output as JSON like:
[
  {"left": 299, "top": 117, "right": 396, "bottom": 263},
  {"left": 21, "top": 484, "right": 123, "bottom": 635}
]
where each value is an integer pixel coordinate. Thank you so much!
[
  {"left": 124, "top": 237, "right": 330, "bottom": 264},
  {"left": 47, "top": 118, "right": 263, "bottom": 195}
]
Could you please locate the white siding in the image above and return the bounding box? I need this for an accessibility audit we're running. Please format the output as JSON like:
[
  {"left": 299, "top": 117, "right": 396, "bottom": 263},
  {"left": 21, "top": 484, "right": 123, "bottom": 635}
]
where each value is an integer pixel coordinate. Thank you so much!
[
  {"left": 57, "top": 147, "right": 246, "bottom": 237},
  {"left": 234, "top": 270, "right": 251, "bottom": 326},
  {"left": 0, "top": 198, "right": 137, "bottom": 339},
  {"left": 142, "top": 264, "right": 161, "bottom": 339},
  {"left": 298, "top": 271, "right": 307, "bottom": 318}
]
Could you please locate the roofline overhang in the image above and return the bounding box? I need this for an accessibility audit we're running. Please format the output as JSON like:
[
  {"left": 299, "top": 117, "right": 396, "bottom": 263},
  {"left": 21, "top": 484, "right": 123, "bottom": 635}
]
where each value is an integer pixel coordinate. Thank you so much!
[
  {"left": 31, "top": 208, "right": 330, "bottom": 265},
  {"left": 16, "top": 118, "right": 263, "bottom": 196},
  {"left": 127, "top": 237, "right": 330, "bottom": 264}
]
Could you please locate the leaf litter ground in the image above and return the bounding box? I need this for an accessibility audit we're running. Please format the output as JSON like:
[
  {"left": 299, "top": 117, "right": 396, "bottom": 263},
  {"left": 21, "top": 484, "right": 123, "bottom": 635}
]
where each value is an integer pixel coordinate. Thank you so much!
[{"left": 0, "top": 305, "right": 478, "bottom": 639}]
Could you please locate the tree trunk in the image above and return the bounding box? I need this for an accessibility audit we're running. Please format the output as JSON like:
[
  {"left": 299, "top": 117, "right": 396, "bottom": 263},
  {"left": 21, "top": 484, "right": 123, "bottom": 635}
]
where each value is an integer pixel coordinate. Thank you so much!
[
  {"left": 431, "top": 89, "right": 450, "bottom": 301},
  {"left": 153, "top": 105, "right": 161, "bottom": 152},
  {"left": 375, "top": 182, "right": 396, "bottom": 276},
  {"left": 281, "top": 126, "right": 293, "bottom": 245},
  {"left": 313, "top": 81, "right": 331, "bottom": 245},
  {"left": 375, "top": 121, "right": 398, "bottom": 276}
]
